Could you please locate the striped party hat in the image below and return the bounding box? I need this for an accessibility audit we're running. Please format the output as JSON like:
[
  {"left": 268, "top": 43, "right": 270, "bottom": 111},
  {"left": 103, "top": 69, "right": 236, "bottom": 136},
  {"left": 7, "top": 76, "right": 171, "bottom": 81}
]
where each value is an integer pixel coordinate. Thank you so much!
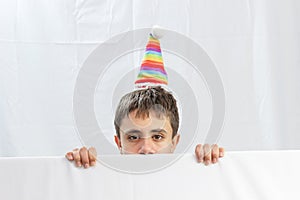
[{"left": 134, "top": 30, "right": 168, "bottom": 89}]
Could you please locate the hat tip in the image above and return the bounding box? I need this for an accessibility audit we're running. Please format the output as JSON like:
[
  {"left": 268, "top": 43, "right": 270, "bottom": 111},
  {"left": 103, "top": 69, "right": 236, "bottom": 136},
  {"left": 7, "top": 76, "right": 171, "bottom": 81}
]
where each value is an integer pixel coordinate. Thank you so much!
[{"left": 151, "top": 25, "right": 164, "bottom": 39}]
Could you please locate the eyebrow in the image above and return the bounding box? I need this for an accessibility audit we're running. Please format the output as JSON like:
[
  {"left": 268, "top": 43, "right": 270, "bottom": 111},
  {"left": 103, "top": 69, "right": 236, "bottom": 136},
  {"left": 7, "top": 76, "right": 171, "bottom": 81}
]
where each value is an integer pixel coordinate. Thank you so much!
[{"left": 150, "top": 129, "right": 167, "bottom": 134}]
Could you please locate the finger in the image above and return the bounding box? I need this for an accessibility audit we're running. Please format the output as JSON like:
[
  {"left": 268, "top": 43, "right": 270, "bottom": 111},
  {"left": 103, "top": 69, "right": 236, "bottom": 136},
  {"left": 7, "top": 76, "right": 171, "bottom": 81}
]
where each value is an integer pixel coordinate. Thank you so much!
[
  {"left": 79, "top": 147, "right": 90, "bottom": 168},
  {"left": 73, "top": 148, "right": 82, "bottom": 167},
  {"left": 203, "top": 144, "right": 212, "bottom": 165},
  {"left": 88, "top": 147, "right": 97, "bottom": 166},
  {"left": 195, "top": 144, "right": 203, "bottom": 163},
  {"left": 219, "top": 147, "right": 225, "bottom": 157},
  {"left": 211, "top": 144, "right": 219, "bottom": 164},
  {"left": 65, "top": 152, "right": 74, "bottom": 161}
]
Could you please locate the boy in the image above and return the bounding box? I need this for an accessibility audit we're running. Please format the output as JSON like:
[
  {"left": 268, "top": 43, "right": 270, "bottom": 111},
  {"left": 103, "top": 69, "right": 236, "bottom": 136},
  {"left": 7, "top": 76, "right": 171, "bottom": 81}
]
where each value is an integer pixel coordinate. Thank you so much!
[{"left": 66, "top": 31, "right": 225, "bottom": 168}]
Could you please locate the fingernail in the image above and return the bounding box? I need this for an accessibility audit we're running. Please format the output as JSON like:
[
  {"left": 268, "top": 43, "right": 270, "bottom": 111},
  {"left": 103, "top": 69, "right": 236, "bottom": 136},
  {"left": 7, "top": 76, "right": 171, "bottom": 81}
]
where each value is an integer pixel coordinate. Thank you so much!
[
  {"left": 91, "top": 161, "right": 96, "bottom": 166},
  {"left": 205, "top": 160, "right": 210, "bottom": 165},
  {"left": 213, "top": 158, "right": 216, "bottom": 163},
  {"left": 84, "top": 163, "right": 89, "bottom": 168},
  {"left": 220, "top": 152, "right": 224, "bottom": 157},
  {"left": 77, "top": 162, "right": 82, "bottom": 167},
  {"left": 200, "top": 159, "right": 203, "bottom": 163}
]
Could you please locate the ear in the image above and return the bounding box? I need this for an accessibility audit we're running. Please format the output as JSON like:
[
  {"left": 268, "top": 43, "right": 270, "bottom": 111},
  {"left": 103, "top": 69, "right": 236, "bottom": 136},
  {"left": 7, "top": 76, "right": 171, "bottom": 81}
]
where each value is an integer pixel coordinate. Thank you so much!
[
  {"left": 171, "top": 134, "right": 180, "bottom": 151},
  {"left": 114, "top": 135, "right": 121, "bottom": 148}
]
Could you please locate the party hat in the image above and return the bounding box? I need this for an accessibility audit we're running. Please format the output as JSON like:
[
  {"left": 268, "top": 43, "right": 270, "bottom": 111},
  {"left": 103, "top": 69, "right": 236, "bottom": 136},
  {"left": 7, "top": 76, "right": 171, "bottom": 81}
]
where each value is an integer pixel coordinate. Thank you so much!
[{"left": 134, "top": 27, "right": 168, "bottom": 89}]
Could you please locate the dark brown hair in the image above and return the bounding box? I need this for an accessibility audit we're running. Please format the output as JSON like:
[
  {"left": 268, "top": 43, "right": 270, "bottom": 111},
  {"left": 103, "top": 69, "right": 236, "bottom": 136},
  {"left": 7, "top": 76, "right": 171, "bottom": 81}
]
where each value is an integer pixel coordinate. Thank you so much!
[{"left": 114, "top": 86, "right": 179, "bottom": 138}]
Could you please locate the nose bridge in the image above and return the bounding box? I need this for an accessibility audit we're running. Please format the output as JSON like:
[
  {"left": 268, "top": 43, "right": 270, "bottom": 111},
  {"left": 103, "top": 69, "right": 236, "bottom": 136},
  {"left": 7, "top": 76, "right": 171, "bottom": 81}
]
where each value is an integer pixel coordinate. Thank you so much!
[{"left": 138, "top": 137, "right": 155, "bottom": 154}]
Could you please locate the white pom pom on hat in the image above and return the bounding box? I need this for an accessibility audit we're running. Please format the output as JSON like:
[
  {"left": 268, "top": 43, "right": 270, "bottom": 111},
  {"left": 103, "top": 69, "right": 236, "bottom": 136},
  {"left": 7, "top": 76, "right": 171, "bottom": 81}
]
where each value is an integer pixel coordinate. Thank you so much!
[{"left": 151, "top": 25, "right": 165, "bottom": 39}]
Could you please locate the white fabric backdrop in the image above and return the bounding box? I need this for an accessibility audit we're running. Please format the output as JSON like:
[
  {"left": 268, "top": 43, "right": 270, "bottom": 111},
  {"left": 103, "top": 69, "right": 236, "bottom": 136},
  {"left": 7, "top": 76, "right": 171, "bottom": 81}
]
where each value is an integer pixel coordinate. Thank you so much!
[
  {"left": 0, "top": 0, "right": 300, "bottom": 156},
  {"left": 1, "top": 151, "right": 300, "bottom": 199}
]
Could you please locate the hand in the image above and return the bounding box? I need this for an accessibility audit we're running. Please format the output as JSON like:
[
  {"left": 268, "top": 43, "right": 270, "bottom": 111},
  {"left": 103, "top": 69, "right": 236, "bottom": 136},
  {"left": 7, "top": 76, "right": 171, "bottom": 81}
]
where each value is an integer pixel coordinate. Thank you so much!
[
  {"left": 195, "top": 144, "right": 224, "bottom": 166},
  {"left": 65, "top": 147, "right": 97, "bottom": 168}
]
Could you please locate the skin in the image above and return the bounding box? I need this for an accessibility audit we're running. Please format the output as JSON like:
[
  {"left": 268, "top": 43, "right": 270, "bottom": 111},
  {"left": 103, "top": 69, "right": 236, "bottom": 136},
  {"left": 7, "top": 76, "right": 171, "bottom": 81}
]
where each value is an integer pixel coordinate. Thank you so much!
[
  {"left": 66, "top": 109, "right": 225, "bottom": 168},
  {"left": 115, "top": 110, "right": 180, "bottom": 154}
]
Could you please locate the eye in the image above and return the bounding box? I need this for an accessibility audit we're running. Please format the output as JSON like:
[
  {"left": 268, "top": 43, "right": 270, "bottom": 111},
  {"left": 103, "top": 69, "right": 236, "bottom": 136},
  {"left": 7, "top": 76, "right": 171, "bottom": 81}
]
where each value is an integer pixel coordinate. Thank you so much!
[
  {"left": 127, "top": 135, "right": 139, "bottom": 141},
  {"left": 152, "top": 134, "right": 164, "bottom": 141}
]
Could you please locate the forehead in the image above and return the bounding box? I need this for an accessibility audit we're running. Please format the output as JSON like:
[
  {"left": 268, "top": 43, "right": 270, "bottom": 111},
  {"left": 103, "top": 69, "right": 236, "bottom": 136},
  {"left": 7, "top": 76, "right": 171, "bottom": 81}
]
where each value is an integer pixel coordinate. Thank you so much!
[{"left": 119, "top": 109, "right": 172, "bottom": 133}]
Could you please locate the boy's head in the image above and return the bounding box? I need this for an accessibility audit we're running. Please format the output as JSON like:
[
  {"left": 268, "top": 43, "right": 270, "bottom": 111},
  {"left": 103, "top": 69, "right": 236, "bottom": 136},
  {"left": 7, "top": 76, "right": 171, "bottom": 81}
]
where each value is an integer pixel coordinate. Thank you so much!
[{"left": 114, "top": 86, "right": 180, "bottom": 154}]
